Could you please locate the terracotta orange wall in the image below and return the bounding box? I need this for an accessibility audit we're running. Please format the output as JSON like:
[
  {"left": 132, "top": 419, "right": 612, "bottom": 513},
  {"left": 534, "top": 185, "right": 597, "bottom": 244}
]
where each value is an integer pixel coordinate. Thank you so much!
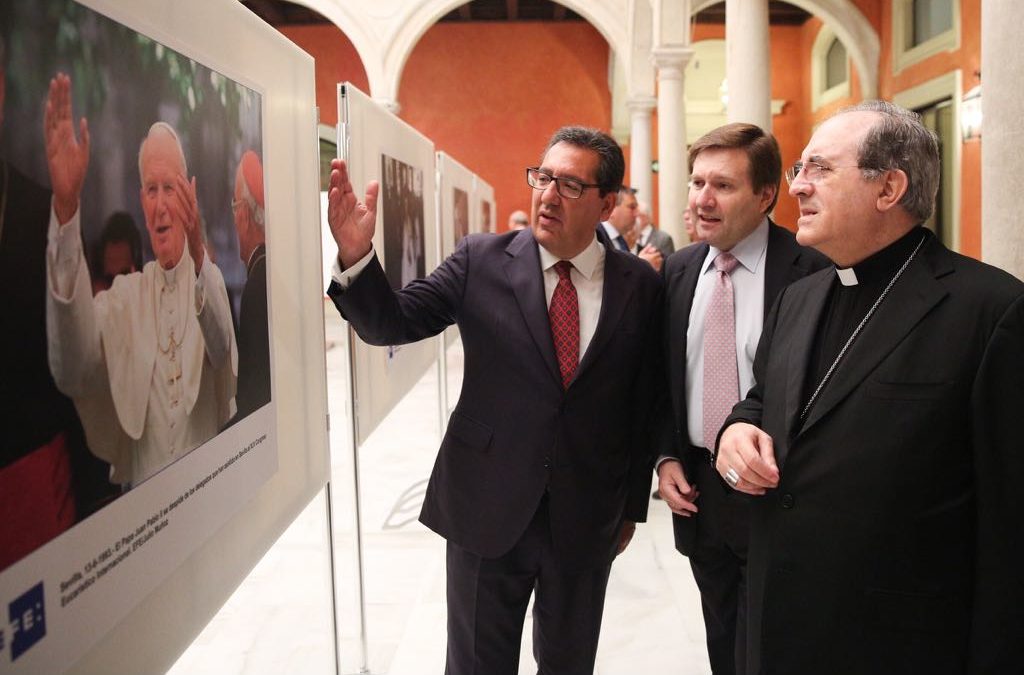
[
  {"left": 399, "top": 22, "right": 611, "bottom": 230},
  {"left": 278, "top": 24, "right": 369, "bottom": 127}
]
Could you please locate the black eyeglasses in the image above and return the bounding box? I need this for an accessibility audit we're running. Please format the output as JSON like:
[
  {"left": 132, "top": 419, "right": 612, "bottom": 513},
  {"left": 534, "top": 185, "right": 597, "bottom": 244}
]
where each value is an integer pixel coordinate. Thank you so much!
[{"left": 526, "top": 167, "right": 601, "bottom": 199}]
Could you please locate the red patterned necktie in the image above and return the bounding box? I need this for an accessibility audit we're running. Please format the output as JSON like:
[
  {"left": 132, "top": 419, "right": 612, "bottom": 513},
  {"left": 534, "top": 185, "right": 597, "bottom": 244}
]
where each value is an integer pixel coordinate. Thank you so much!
[
  {"left": 549, "top": 261, "right": 580, "bottom": 389},
  {"left": 703, "top": 251, "right": 740, "bottom": 449}
]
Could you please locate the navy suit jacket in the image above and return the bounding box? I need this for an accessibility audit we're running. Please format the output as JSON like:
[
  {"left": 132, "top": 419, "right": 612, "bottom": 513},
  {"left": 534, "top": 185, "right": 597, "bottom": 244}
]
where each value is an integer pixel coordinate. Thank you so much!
[
  {"left": 329, "top": 228, "right": 663, "bottom": 569},
  {"left": 658, "top": 221, "right": 829, "bottom": 555}
]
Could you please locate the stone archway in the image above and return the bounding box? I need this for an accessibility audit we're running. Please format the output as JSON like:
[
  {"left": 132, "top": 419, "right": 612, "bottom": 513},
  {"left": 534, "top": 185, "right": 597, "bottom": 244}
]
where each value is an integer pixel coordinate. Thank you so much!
[
  {"left": 287, "top": 0, "right": 383, "bottom": 97},
  {"left": 692, "top": 0, "right": 879, "bottom": 98},
  {"left": 382, "top": 0, "right": 629, "bottom": 107}
]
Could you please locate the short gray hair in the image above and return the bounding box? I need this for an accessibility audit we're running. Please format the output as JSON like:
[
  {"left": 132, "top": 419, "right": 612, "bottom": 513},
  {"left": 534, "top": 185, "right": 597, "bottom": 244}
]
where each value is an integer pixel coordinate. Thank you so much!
[
  {"left": 840, "top": 100, "right": 939, "bottom": 223},
  {"left": 138, "top": 121, "right": 188, "bottom": 184},
  {"left": 542, "top": 126, "right": 624, "bottom": 197}
]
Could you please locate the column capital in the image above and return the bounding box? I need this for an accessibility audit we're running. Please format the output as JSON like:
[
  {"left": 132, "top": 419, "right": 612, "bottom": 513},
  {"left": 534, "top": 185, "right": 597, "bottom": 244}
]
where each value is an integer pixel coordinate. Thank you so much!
[
  {"left": 651, "top": 46, "right": 694, "bottom": 73},
  {"left": 626, "top": 96, "right": 658, "bottom": 114}
]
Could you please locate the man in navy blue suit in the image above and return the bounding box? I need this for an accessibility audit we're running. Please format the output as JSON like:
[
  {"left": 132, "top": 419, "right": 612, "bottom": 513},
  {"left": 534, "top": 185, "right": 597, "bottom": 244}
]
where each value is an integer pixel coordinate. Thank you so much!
[{"left": 326, "top": 127, "right": 662, "bottom": 674}]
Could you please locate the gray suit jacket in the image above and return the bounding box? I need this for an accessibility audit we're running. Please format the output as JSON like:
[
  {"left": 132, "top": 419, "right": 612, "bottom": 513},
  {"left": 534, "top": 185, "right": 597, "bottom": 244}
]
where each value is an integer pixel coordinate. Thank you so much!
[{"left": 640, "top": 227, "right": 676, "bottom": 260}]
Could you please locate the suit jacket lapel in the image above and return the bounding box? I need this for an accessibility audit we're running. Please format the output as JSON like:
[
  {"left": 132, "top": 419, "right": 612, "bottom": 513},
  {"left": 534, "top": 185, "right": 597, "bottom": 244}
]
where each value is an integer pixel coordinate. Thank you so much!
[
  {"left": 764, "top": 221, "right": 807, "bottom": 314},
  {"left": 576, "top": 249, "right": 634, "bottom": 380},
  {"left": 780, "top": 274, "right": 831, "bottom": 459},
  {"left": 796, "top": 237, "right": 950, "bottom": 437},
  {"left": 504, "top": 231, "right": 563, "bottom": 388}
]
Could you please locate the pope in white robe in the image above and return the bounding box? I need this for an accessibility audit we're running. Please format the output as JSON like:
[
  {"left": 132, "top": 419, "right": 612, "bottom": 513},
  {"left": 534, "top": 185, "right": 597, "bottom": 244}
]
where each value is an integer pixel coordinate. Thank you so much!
[{"left": 42, "top": 76, "right": 236, "bottom": 487}]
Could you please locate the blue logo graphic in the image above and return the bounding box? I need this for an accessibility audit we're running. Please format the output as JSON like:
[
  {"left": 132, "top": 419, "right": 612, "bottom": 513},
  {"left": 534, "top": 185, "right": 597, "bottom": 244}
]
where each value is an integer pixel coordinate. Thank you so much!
[{"left": 9, "top": 582, "right": 46, "bottom": 661}]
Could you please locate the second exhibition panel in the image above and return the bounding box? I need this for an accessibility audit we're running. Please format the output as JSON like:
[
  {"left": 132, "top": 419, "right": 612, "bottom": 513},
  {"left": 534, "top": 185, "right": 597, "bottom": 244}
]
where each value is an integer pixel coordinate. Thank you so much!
[{"left": 338, "top": 82, "right": 440, "bottom": 446}]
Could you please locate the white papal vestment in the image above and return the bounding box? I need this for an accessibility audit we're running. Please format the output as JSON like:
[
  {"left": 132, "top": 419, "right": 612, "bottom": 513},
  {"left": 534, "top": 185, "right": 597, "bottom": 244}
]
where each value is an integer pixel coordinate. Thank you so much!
[{"left": 46, "top": 210, "right": 237, "bottom": 487}]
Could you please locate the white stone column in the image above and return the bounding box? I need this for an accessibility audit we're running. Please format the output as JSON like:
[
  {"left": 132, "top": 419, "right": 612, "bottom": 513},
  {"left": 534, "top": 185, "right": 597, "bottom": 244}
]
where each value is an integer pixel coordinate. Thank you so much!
[
  {"left": 982, "top": 2, "right": 1024, "bottom": 279},
  {"left": 627, "top": 96, "right": 657, "bottom": 207},
  {"left": 726, "top": 0, "right": 771, "bottom": 131},
  {"left": 652, "top": 48, "right": 694, "bottom": 246}
]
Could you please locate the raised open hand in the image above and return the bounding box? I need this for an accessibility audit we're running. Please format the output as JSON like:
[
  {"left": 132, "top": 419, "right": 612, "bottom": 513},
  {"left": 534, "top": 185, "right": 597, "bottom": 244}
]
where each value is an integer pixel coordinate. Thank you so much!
[
  {"left": 327, "top": 158, "right": 379, "bottom": 269},
  {"left": 44, "top": 73, "right": 90, "bottom": 225},
  {"left": 171, "top": 173, "right": 204, "bottom": 271}
]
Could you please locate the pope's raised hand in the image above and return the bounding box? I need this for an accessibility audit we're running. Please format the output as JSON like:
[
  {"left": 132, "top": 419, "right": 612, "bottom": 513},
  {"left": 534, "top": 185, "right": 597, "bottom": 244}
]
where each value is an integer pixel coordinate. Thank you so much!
[
  {"left": 327, "top": 158, "right": 379, "bottom": 269},
  {"left": 44, "top": 73, "right": 91, "bottom": 225},
  {"left": 172, "top": 173, "right": 205, "bottom": 272}
]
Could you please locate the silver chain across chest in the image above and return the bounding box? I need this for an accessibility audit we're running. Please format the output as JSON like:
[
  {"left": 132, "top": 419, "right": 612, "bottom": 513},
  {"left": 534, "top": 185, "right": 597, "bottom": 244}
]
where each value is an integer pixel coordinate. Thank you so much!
[{"left": 800, "top": 233, "right": 928, "bottom": 421}]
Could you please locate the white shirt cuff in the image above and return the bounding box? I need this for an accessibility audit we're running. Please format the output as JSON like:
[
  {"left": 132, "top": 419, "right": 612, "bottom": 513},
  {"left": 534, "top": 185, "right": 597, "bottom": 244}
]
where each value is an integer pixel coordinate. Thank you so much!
[
  {"left": 331, "top": 247, "right": 375, "bottom": 290},
  {"left": 654, "top": 455, "right": 681, "bottom": 472}
]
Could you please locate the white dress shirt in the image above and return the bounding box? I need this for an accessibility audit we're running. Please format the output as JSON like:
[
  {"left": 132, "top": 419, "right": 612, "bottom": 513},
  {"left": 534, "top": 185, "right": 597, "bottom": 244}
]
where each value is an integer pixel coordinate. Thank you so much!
[
  {"left": 537, "top": 235, "right": 604, "bottom": 360},
  {"left": 685, "top": 217, "right": 769, "bottom": 448},
  {"left": 600, "top": 221, "right": 628, "bottom": 252}
]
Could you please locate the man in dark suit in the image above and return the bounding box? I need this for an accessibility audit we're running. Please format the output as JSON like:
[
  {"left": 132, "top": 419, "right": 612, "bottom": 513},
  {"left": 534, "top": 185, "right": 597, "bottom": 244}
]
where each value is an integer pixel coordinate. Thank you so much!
[
  {"left": 655, "top": 123, "right": 828, "bottom": 674},
  {"left": 326, "top": 127, "right": 663, "bottom": 674},
  {"left": 717, "top": 101, "right": 1024, "bottom": 674}
]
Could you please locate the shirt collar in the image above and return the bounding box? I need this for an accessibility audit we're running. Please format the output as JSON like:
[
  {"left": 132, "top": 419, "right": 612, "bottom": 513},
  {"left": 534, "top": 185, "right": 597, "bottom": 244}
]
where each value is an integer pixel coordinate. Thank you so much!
[
  {"left": 704, "top": 216, "right": 770, "bottom": 274},
  {"left": 538, "top": 233, "right": 603, "bottom": 281},
  {"left": 600, "top": 220, "right": 623, "bottom": 242}
]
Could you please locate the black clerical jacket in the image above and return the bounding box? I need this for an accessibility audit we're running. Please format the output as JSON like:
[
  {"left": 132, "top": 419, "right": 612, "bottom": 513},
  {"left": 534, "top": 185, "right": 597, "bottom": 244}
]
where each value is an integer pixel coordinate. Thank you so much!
[{"left": 724, "top": 230, "right": 1024, "bottom": 674}]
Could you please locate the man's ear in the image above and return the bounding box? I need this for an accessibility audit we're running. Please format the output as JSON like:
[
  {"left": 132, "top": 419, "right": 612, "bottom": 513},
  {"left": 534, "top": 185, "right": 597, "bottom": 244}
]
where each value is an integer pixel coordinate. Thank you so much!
[
  {"left": 759, "top": 184, "right": 777, "bottom": 215},
  {"left": 599, "top": 191, "right": 617, "bottom": 221},
  {"left": 876, "top": 168, "right": 909, "bottom": 213}
]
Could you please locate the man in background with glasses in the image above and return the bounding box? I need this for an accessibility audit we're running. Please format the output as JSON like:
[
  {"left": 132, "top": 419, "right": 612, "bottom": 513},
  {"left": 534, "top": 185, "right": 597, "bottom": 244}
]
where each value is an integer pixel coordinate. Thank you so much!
[
  {"left": 326, "top": 126, "right": 663, "bottom": 674},
  {"left": 655, "top": 122, "right": 827, "bottom": 675},
  {"left": 716, "top": 101, "right": 1024, "bottom": 674}
]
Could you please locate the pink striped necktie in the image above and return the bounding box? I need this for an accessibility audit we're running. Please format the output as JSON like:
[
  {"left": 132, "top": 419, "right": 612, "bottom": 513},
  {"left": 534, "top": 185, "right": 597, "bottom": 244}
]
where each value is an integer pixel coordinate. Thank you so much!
[
  {"left": 703, "top": 251, "right": 740, "bottom": 449},
  {"left": 549, "top": 261, "right": 580, "bottom": 389}
]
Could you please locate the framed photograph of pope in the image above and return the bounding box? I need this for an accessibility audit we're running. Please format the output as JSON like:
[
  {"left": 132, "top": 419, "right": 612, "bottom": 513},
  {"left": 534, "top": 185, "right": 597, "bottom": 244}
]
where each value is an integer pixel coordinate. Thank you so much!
[{"left": 0, "top": 0, "right": 325, "bottom": 672}]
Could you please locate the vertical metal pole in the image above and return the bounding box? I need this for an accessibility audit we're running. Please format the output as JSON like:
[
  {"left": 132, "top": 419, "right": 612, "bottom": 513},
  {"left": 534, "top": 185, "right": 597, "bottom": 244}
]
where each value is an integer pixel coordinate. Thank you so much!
[
  {"left": 435, "top": 161, "right": 449, "bottom": 436},
  {"left": 346, "top": 326, "right": 371, "bottom": 674},
  {"left": 323, "top": 482, "right": 343, "bottom": 675}
]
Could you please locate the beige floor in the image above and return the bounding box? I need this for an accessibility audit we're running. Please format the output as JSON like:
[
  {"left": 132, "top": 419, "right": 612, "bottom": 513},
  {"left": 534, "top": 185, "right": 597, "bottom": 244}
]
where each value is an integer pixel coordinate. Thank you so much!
[{"left": 170, "top": 307, "right": 712, "bottom": 674}]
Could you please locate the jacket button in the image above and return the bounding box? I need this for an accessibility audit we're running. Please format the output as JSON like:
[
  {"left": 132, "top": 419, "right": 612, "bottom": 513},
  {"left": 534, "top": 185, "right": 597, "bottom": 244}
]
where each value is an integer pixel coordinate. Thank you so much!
[
  {"left": 780, "top": 493, "right": 795, "bottom": 509},
  {"left": 544, "top": 457, "right": 551, "bottom": 469}
]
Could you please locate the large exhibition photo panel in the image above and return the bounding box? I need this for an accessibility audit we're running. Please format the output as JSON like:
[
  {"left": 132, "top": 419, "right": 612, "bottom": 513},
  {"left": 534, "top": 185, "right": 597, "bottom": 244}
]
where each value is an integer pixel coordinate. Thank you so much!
[
  {"left": 0, "top": 0, "right": 325, "bottom": 672},
  {"left": 338, "top": 83, "right": 439, "bottom": 447}
]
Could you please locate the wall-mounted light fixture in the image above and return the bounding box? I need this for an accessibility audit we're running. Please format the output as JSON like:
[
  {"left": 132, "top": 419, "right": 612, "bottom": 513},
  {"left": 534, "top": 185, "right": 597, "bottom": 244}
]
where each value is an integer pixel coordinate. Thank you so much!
[{"left": 961, "top": 83, "right": 982, "bottom": 141}]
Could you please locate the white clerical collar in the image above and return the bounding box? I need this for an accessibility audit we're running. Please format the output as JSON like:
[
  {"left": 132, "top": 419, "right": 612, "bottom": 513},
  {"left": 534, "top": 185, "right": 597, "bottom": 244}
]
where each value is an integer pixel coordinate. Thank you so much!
[
  {"left": 160, "top": 248, "right": 188, "bottom": 286},
  {"left": 836, "top": 267, "right": 859, "bottom": 286}
]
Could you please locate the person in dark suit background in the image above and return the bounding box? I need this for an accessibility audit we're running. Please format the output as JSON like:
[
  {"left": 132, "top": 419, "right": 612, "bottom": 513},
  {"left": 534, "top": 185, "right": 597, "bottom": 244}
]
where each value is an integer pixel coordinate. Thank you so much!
[
  {"left": 655, "top": 123, "right": 828, "bottom": 674},
  {"left": 325, "top": 126, "right": 663, "bottom": 674},
  {"left": 717, "top": 100, "right": 1024, "bottom": 674},
  {"left": 600, "top": 184, "right": 638, "bottom": 254},
  {"left": 231, "top": 149, "right": 269, "bottom": 421}
]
